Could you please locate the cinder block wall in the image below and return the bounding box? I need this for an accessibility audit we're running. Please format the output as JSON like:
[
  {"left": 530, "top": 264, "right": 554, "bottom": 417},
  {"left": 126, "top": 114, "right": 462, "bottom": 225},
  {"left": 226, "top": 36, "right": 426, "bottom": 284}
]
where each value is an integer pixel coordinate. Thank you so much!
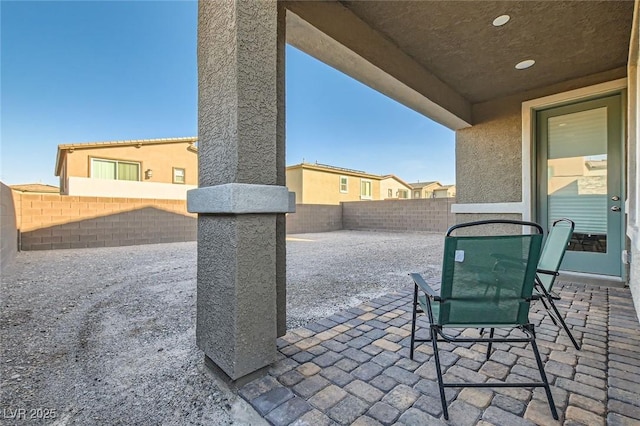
[
  {"left": 342, "top": 198, "right": 455, "bottom": 232},
  {"left": 286, "top": 204, "right": 342, "bottom": 234},
  {"left": 15, "top": 194, "right": 196, "bottom": 250},
  {"left": 11, "top": 195, "right": 452, "bottom": 249},
  {"left": 1, "top": 182, "right": 18, "bottom": 269},
  {"left": 286, "top": 199, "right": 455, "bottom": 234}
]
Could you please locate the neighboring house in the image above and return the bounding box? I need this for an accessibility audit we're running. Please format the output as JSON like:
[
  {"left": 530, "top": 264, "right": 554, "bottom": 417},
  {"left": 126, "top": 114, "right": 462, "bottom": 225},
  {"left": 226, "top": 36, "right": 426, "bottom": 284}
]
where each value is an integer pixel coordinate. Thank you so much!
[
  {"left": 408, "top": 181, "right": 442, "bottom": 199},
  {"left": 286, "top": 162, "right": 383, "bottom": 205},
  {"left": 380, "top": 175, "right": 412, "bottom": 199},
  {"left": 433, "top": 184, "right": 456, "bottom": 198},
  {"left": 55, "top": 137, "right": 198, "bottom": 200},
  {"left": 10, "top": 184, "right": 60, "bottom": 194}
]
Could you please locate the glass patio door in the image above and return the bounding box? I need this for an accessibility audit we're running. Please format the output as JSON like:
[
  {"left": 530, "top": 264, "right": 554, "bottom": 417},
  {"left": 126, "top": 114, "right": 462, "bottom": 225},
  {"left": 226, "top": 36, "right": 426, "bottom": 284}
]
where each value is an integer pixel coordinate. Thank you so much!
[{"left": 537, "top": 94, "right": 623, "bottom": 276}]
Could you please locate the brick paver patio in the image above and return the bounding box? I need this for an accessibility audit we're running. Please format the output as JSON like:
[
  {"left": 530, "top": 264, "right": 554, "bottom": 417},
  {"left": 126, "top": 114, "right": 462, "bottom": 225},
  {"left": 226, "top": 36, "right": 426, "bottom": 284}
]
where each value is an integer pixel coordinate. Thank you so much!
[{"left": 239, "top": 282, "right": 640, "bottom": 425}]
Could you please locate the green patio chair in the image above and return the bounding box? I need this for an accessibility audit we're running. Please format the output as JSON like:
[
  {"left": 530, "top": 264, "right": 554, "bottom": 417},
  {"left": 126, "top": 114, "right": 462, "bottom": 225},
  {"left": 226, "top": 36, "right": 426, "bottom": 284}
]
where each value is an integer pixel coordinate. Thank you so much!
[
  {"left": 485, "top": 218, "right": 578, "bottom": 350},
  {"left": 409, "top": 219, "right": 558, "bottom": 421},
  {"left": 534, "top": 218, "right": 579, "bottom": 349}
]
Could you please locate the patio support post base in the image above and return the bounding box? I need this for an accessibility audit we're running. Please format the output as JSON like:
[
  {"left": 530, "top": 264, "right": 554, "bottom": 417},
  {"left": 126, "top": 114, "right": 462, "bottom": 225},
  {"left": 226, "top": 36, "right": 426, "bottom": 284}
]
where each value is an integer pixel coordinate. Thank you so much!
[
  {"left": 204, "top": 354, "right": 270, "bottom": 391},
  {"left": 194, "top": 0, "right": 286, "bottom": 381}
]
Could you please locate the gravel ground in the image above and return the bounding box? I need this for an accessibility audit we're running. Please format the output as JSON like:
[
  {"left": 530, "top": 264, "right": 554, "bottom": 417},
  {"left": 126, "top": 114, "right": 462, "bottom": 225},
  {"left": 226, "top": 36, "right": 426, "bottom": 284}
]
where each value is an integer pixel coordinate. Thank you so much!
[
  {"left": 285, "top": 231, "right": 444, "bottom": 328},
  {"left": 1, "top": 230, "right": 444, "bottom": 425}
]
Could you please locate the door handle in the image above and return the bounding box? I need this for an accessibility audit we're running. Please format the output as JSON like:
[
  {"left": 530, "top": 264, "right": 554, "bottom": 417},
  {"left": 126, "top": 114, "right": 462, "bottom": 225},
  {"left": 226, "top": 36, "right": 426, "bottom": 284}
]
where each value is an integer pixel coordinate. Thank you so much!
[
  {"left": 611, "top": 196, "right": 620, "bottom": 201},
  {"left": 611, "top": 206, "right": 621, "bottom": 212}
]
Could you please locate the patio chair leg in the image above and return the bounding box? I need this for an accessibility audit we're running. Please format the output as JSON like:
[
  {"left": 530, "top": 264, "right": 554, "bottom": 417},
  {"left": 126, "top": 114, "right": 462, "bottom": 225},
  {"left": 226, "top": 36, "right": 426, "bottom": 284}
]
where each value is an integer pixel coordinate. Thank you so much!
[
  {"left": 547, "top": 297, "right": 581, "bottom": 350},
  {"left": 410, "top": 285, "right": 418, "bottom": 360},
  {"left": 430, "top": 324, "right": 449, "bottom": 420},
  {"left": 486, "top": 328, "right": 495, "bottom": 360},
  {"left": 539, "top": 297, "right": 559, "bottom": 326},
  {"left": 529, "top": 330, "right": 559, "bottom": 420}
]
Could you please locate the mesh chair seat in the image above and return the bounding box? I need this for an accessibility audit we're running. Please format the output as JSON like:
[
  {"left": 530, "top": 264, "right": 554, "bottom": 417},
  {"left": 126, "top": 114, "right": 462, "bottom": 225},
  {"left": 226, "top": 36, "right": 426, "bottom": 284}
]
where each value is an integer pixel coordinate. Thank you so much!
[
  {"left": 418, "top": 294, "right": 531, "bottom": 328},
  {"left": 408, "top": 220, "right": 558, "bottom": 421}
]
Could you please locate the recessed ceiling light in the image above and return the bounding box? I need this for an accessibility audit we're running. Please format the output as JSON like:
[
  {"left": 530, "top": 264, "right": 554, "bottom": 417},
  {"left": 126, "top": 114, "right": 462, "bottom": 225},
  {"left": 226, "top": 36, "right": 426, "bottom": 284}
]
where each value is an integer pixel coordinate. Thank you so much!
[
  {"left": 515, "top": 59, "right": 535, "bottom": 70},
  {"left": 493, "top": 15, "right": 510, "bottom": 26}
]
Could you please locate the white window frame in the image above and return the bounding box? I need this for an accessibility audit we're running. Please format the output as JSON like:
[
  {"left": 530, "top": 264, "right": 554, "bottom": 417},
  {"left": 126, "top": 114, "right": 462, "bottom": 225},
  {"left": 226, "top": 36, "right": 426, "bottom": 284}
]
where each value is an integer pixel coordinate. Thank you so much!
[
  {"left": 339, "top": 176, "right": 348, "bottom": 193},
  {"left": 173, "top": 167, "right": 186, "bottom": 184},
  {"left": 90, "top": 158, "right": 141, "bottom": 181},
  {"left": 360, "top": 179, "right": 372, "bottom": 200}
]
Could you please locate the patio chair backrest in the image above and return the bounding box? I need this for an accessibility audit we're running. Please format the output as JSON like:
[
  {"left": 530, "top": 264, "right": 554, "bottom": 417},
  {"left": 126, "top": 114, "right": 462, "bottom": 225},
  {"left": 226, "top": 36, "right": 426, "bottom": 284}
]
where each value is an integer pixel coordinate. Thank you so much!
[
  {"left": 439, "top": 220, "right": 543, "bottom": 327},
  {"left": 537, "top": 219, "right": 575, "bottom": 292}
]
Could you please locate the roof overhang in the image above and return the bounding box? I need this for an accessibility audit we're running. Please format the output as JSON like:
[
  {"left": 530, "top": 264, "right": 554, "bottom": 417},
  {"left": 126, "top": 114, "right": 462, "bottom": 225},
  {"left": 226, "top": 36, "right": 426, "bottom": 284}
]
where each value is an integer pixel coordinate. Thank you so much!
[{"left": 284, "top": 1, "right": 633, "bottom": 130}]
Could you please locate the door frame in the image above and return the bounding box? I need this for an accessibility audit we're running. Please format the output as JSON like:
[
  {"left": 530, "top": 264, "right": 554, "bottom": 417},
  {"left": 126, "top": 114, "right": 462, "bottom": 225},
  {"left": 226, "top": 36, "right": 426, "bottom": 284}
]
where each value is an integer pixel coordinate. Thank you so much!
[
  {"left": 536, "top": 95, "right": 623, "bottom": 275},
  {"left": 521, "top": 78, "right": 627, "bottom": 280}
]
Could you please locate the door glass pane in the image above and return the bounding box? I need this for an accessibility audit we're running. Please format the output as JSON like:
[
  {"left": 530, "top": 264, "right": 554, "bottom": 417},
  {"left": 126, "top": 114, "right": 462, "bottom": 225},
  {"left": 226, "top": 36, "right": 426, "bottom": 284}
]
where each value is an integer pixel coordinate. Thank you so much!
[
  {"left": 92, "top": 159, "right": 116, "bottom": 180},
  {"left": 547, "top": 107, "right": 607, "bottom": 253},
  {"left": 118, "top": 162, "right": 140, "bottom": 181},
  {"left": 361, "top": 180, "right": 371, "bottom": 197}
]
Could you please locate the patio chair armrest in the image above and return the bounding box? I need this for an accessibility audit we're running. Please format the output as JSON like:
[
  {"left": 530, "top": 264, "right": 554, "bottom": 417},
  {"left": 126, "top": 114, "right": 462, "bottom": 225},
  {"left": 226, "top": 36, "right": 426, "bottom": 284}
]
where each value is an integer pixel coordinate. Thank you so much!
[
  {"left": 409, "top": 273, "right": 442, "bottom": 301},
  {"left": 537, "top": 268, "right": 559, "bottom": 277}
]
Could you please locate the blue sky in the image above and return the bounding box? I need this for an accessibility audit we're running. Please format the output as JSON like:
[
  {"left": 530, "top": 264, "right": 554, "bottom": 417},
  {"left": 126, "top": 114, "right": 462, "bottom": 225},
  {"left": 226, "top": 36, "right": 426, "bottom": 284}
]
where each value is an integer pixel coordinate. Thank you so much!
[{"left": 1, "top": 1, "right": 455, "bottom": 187}]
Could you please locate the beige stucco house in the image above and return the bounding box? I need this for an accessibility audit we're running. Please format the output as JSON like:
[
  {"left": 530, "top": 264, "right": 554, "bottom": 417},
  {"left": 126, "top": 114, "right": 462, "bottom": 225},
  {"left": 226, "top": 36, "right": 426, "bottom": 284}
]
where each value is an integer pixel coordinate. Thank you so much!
[
  {"left": 55, "top": 137, "right": 198, "bottom": 199},
  {"left": 189, "top": 1, "right": 640, "bottom": 381},
  {"left": 286, "top": 162, "right": 383, "bottom": 204},
  {"left": 380, "top": 174, "right": 411, "bottom": 200},
  {"left": 409, "top": 181, "right": 443, "bottom": 199},
  {"left": 433, "top": 184, "right": 456, "bottom": 199}
]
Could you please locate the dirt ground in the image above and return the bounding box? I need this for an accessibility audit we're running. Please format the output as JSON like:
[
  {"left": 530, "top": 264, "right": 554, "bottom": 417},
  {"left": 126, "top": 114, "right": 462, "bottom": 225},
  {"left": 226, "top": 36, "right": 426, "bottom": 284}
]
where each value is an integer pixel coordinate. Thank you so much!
[{"left": 0, "top": 231, "right": 444, "bottom": 424}]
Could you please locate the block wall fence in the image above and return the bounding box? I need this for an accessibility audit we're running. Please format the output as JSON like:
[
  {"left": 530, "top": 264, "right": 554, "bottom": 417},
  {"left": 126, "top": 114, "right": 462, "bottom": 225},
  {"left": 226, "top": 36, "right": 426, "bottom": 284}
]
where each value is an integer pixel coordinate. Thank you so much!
[
  {"left": 288, "top": 199, "right": 455, "bottom": 234},
  {"left": 3, "top": 192, "right": 454, "bottom": 252},
  {"left": 1, "top": 183, "right": 18, "bottom": 269},
  {"left": 13, "top": 193, "right": 196, "bottom": 251},
  {"left": 342, "top": 198, "right": 456, "bottom": 232}
]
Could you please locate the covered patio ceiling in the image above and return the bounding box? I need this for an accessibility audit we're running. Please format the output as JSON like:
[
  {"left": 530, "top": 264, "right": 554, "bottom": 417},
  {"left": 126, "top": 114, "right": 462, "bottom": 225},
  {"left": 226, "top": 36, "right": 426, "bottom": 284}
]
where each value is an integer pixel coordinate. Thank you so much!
[{"left": 285, "top": 0, "right": 633, "bottom": 128}]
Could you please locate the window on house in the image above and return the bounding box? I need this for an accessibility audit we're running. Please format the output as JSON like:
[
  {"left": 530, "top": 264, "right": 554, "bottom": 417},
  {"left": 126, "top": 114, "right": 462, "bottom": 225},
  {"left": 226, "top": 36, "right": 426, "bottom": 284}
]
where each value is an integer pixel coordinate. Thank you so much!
[
  {"left": 360, "top": 179, "right": 372, "bottom": 199},
  {"left": 173, "top": 167, "right": 186, "bottom": 184},
  {"left": 388, "top": 189, "right": 393, "bottom": 198},
  {"left": 91, "top": 158, "right": 140, "bottom": 181},
  {"left": 414, "top": 190, "right": 421, "bottom": 199},
  {"left": 398, "top": 189, "right": 409, "bottom": 199},
  {"left": 339, "top": 176, "right": 348, "bottom": 193}
]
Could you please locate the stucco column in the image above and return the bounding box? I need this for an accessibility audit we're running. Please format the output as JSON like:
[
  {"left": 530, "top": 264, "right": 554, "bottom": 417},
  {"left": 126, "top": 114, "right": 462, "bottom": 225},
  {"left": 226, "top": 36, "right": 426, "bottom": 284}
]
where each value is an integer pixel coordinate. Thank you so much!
[{"left": 189, "top": 0, "right": 287, "bottom": 381}]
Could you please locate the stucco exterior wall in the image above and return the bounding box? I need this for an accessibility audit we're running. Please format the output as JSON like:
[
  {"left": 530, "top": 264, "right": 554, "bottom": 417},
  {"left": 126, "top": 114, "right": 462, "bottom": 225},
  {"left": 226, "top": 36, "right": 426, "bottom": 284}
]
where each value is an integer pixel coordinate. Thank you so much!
[
  {"left": 62, "top": 142, "right": 198, "bottom": 186},
  {"left": 380, "top": 177, "right": 411, "bottom": 199},
  {"left": 286, "top": 168, "right": 303, "bottom": 203},
  {"left": 1, "top": 182, "right": 18, "bottom": 271},
  {"left": 457, "top": 99, "right": 523, "bottom": 204},
  {"left": 454, "top": 213, "right": 525, "bottom": 236},
  {"left": 632, "top": 244, "right": 640, "bottom": 322},
  {"left": 627, "top": 0, "right": 639, "bottom": 321},
  {"left": 66, "top": 177, "right": 196, "bottom": 200}
]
